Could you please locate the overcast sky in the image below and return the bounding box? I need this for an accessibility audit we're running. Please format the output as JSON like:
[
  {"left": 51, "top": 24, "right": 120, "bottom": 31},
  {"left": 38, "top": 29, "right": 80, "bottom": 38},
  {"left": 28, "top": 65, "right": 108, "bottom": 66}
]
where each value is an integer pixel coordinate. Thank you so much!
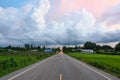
[{"left": 0, "top": 0, "right": 120, "bottom": 46}]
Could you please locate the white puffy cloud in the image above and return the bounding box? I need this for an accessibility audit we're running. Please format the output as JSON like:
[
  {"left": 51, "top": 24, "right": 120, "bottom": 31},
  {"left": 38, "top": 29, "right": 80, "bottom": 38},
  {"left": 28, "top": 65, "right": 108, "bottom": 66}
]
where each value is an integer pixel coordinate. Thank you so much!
[
  {"left": 0, "top": 0, "right": 120, "bottom": 46},
  {"left": 48, "top": 9, "right": 108, "bottom": 44},
  {"left": 47, "top": 8, "right": 120, "bottom": 44},
  {"left": 31, "top": 0, "right": 50, "bottom": 29},
  {"left": 0, "top": 0, "right": 51, "bottom": 46}
]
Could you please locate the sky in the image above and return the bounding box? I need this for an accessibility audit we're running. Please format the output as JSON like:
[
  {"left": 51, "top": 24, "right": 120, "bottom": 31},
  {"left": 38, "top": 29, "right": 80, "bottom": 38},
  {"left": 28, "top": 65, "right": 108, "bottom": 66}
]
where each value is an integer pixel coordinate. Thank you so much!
[
  {"left": 0, "top": 0, "right": 120, "bottom": 47},
  {"left": 0, "top": 0, "right": 28, "bottom": 8}
]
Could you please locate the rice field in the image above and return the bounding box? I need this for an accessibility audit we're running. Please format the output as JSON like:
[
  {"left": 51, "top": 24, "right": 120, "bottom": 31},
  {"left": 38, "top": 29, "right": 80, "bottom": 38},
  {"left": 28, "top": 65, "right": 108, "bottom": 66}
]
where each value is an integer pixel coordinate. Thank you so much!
[{"left": 68, "top": 53, "right": 120, "bottom": 77}]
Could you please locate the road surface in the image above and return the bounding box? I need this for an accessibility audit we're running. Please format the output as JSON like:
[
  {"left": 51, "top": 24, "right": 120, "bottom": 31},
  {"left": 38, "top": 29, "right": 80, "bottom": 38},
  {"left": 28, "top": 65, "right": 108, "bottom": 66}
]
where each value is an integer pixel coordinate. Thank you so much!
[{"left": 0, "top": 54, "right": 120, "bottom": 80}]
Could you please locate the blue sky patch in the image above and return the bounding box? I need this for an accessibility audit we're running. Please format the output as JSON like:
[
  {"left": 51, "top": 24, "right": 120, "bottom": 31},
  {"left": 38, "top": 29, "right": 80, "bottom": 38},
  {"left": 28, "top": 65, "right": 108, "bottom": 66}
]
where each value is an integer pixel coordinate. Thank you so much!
[{"left": 0, "top": 0, "right": 29, "bottom": 8}]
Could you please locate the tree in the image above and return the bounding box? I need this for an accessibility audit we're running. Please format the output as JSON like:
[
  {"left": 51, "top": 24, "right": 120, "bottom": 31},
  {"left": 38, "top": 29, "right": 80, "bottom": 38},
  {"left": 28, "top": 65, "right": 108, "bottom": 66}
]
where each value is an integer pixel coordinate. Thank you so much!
[
  {"left": 115, "top": 42, "right": 120, "bottom": 51},
  {"left": 102, "top": 45, "right": 113, "bottom": 50},
  {"left": 24, "top": 44, "right": 30, "bottom": 49},
  {"left": 63, "top": 46, "right": 67, "bottom": 52},
  {"left": 31, "top": 44, "right": 33, "bottom": 49},
  {"left": 57, "top": 47, "right": 61, "bottom": 52},
  {"left": 84, "top": 41, "right": 96, "bottom": 50},
  {"left": 42, "top": 46, "right": 46, "bottom": 51},
  {"left": 96, "top": 45, "right": 102, "bottom": 50},
  {"left": 37, "top": 46, "right": 41, "bottom": 51},
  {"left": 7, "top": 45, "right": 12, "bottom": 49},
  {"left": 75, "top": 45, "right": 78, "bottom": 50}
]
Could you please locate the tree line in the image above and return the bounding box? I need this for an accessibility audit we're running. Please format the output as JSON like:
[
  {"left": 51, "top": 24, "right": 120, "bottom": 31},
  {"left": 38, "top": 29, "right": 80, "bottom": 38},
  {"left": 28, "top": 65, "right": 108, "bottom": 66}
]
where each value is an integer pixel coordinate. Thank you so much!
[
  {"left": 0, "top": 42, "right": 120, "bottom": 54},
  {"left": 0, "top": 44, "right": 46, "bottom": 51},
  {"left": 63, "top": 41, "right": 120, "bottom": 54}
]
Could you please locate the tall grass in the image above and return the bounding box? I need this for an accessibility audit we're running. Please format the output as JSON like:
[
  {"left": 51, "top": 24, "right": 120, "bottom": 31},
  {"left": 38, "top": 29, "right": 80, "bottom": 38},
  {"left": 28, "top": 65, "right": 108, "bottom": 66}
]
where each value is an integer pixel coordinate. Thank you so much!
[
  {"left": 0, "top": 53, "right": 53, "bottom": 77},
  {"left": 68, "top": 53, "right": 120, "bottom": 77}
]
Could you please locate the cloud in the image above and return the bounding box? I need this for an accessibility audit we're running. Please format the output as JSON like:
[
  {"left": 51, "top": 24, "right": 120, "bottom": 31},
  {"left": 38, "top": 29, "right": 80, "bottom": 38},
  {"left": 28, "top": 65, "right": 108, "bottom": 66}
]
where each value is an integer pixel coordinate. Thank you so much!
[
  {"left": 0, "top": 0, "right": 120, "bottom": 46},
  {"left": 50, "top": 0, "right": 120, "bottom": 20},
  {"left": 47, "top": 9, "right": 120, "bottom": 45},
  {"left": 0, "top": 0, "right": 51, "bottom": 46},
  {"left": 49, "top": 9, "right": 110, "bottom": 44},
  {"left": 100, "top": 4, "right": 120, "bottom": 26}
]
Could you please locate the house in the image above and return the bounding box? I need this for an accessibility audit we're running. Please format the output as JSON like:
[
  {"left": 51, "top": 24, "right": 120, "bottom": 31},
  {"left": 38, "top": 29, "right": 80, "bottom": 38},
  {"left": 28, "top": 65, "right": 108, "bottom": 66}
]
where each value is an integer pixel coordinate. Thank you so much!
[
  {"left": 31, "top": 49, "right": 38, "bottom": 52},
  {"left": 44, "top": 49, "right": 53, "bottom": 53},
  {"left": 71, "top": 49, "right": 76, "bottom": 52},
  {"left": 8, "top": 49, "right": 12, "bottom": 51},
  {"left": 81, "top": 49, "right": 94, "bottom": 53}
]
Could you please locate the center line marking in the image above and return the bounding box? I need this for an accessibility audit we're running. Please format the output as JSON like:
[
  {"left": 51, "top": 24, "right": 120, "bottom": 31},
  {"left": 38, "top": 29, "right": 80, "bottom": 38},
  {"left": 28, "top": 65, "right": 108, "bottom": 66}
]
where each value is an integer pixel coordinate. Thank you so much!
[{"left": 60, "top": 73, "right": 62, "bottom": 80}]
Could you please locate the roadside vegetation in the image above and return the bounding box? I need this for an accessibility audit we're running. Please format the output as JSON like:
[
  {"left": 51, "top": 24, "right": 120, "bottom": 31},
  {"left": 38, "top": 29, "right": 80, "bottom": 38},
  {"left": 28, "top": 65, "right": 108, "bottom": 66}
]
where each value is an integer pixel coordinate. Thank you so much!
[
  {"left": 68, "top": 53, "right": 120, "bottom": 77},
  {"left": 0, "top": 50, "right": 55, "bottom": 77},
  {"left": 63, "top": 42, "right": 120, "bottom": 55},
  {"left": 0, "top": 43, "right": 61, "bottom": 78}
]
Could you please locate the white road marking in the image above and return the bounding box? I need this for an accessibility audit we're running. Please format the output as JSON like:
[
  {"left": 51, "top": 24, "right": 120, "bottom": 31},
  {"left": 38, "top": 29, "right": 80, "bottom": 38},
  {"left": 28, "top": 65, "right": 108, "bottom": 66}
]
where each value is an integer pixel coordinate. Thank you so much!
[
  {"left": 8, "top": 55, "right": 55, "bottom": 80},
  {"left": 82, "top": 63, "right": 111, "bottom": 80},
  {"left": 8, "top": 54, "right": 112, "bottom": 80},
  {"left": 60, "top": 73, "right": 62, "bottom": 80},
  {"left": 68, "top": 55, "right": 111, "bottom": 80}
]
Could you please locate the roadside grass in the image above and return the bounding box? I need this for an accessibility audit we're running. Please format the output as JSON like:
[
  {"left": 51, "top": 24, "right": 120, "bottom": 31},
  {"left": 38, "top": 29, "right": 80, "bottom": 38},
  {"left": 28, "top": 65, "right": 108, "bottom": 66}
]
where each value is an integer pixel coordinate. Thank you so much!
[
  {"left": 0, "top": 53, "right": 53, "bottom": 77},
  {"left": 67, "top": 53, "right": 120, "bottom": 77}
]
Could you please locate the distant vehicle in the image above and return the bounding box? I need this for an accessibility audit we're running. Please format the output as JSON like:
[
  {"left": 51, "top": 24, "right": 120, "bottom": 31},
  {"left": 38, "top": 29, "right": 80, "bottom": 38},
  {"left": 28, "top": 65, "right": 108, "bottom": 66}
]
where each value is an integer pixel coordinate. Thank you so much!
[{"left": 44, "top": 49, "right": 53, "bottom": 53}]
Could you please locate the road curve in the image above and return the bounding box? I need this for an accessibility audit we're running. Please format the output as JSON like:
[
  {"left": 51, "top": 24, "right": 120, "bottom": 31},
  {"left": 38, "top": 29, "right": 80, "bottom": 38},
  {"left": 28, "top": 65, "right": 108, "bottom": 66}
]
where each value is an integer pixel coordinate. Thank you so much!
[{"left": 0, "top": 54, "right": 120, "bottom": 80}]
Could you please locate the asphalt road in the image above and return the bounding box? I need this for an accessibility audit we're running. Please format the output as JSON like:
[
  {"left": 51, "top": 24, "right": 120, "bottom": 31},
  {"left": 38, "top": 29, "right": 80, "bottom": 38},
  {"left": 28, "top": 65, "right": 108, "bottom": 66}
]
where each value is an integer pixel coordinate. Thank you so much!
[{"left": 0, "top": 54, "right": 120, "bottom": 80}]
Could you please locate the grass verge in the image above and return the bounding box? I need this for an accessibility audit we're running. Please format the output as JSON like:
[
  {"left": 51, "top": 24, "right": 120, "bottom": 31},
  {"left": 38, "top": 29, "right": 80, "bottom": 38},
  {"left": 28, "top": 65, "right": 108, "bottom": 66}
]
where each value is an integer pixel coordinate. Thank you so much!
[
  {"left": 67, "top": 53, "right": 120, "bottom": 78},
  {"left": 0, "top": 53, "right": 53, "bottom": 77}
]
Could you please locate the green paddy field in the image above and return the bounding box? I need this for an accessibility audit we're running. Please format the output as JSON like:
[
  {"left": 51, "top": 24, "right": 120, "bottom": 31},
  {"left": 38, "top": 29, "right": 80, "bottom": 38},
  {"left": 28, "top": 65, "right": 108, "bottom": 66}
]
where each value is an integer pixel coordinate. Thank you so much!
[{"left": 68, "top": 53, "right": 120, "bottom": 77}]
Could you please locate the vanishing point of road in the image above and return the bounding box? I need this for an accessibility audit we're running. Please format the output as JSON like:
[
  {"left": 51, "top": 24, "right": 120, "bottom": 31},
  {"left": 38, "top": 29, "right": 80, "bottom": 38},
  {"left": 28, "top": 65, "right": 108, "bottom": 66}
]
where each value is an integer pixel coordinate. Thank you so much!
[{"left": 0, "top": 53, "right": 120, "bottom": 80}]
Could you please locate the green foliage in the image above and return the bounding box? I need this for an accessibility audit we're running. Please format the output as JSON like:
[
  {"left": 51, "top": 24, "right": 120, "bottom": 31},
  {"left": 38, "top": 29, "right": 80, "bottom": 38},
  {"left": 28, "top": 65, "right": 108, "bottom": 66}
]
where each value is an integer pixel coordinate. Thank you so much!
[
  {"left": 101, "top": 45, "right": 113, "bottom": 51},
  {"left": 0, "top": 53, "right": 53, "bottom": 77},
  {"left": 68, "top": 53, "right": 120, "bottom": 77},
  {"left": 63, "top": 46, "right": 67, "bottom": 52},
  {"left": 0, "top": 58, "right": 17, "bottom": 70},
  {"left": 84, "top": 41, "right": 96, "bottom": 50},
  {"left": 24, "top": 44, "right": 30, "bottom": 49},
  {"left": 62, "top": 46, "right": 77, "bottom": 53},
  {"left": 115, "top": 42, "right": 120, "bottom": 51},
  {"left": 96, "top": 45, "right": 102, "bottom": 50}
]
